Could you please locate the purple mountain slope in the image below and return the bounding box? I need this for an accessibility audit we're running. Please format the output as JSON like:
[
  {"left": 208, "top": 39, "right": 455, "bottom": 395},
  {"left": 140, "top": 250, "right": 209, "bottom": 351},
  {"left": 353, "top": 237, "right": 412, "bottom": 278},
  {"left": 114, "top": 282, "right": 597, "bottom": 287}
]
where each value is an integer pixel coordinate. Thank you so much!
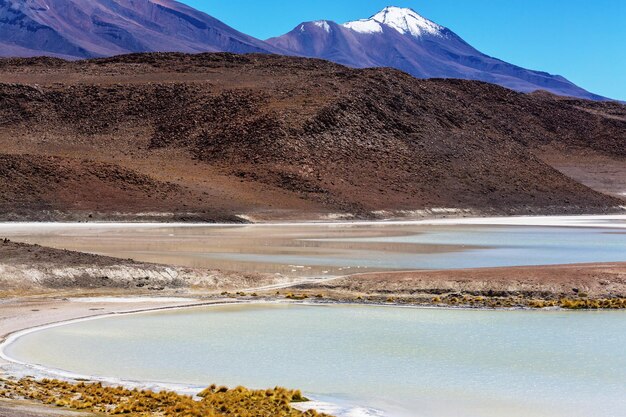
[
  {"left": 0, "top": 0, "right": 283, "bottom": 58},
  {"left": 267, "top": 7, "right": 607, "bottom": 101},
  {"left": 0, "top": 2, "right": 608, "bottom": 100}
]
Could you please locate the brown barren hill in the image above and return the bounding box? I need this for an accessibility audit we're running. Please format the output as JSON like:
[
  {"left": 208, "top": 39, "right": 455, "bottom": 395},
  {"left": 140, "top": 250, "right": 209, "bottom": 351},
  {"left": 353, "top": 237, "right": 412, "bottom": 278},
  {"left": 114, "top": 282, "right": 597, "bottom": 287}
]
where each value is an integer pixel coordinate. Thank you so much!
[
  {"left": 0, "top": 154, "right": 241, "bottom": 222},
  {"left": 0, "top": 53, "right": 624, "bottom": 221}
]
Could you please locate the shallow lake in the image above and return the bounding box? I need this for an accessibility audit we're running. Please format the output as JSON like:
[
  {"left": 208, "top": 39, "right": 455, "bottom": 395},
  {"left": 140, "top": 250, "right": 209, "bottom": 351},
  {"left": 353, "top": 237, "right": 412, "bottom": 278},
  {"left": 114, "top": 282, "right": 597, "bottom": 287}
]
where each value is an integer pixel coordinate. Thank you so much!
[
  {"left": 1, "top": 216, "right": 626, "bottom": 276},
  {"left": 5, "top": 303, "right": 626, "bottom": 417}
]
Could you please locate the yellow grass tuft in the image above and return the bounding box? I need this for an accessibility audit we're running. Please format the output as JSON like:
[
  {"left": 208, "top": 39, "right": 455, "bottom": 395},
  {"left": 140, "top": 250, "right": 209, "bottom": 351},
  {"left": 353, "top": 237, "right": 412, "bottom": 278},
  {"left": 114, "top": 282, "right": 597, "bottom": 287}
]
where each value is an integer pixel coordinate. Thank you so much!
[{"left": 0, "top": 378, "right": 332, "bottom": 417}]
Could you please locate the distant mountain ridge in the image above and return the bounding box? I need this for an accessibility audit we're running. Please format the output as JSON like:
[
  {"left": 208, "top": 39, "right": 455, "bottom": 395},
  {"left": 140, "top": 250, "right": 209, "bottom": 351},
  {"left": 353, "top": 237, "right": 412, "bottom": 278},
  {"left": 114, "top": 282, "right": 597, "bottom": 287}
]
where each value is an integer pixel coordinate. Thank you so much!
[
  {"left": 0, "top": 1, "right": 610, "bottom": 100},
  {"left": 0, "top": 0, "right": 283, "bottom": 58},
  {"left": 267, "top": 6, "right": 607, "bottom": 101}
]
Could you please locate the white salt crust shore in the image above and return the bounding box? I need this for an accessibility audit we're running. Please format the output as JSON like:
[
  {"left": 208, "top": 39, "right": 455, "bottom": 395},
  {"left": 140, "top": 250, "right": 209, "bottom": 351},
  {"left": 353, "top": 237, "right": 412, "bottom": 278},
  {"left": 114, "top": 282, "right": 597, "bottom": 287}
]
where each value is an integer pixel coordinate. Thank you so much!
[
  {"left": 0, "top": 214, "right": 625, "bottom": 231},
  {"left": 68, "top": 297, "right": 200, "bottom": 303},
  {"left": 0, "top": 298, "right": 390, "bottom": 417}
]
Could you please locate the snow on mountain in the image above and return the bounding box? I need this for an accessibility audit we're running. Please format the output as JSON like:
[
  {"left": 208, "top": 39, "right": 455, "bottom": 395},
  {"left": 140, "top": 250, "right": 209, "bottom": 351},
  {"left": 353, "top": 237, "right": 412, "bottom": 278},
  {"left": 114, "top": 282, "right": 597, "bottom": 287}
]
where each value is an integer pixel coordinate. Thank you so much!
[
  {"left": 313, "top": 20, "right": 331, "bottom": 33},
  {"left": 346, "top": 6, "right": 443, "bottom": 37},
  {"left": 342, "top": 19, "right": 383, "bottom": 34},
  {"left": 267, "top": 6, "right": 607, "bottom": 100}
]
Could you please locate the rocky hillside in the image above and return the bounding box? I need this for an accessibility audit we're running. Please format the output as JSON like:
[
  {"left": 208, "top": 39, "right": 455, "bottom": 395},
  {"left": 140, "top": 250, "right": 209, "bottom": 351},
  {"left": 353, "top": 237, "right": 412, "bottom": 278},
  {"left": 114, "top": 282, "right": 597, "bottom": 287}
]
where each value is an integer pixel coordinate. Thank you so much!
[
  {"left": 0, "top": 53, "right": 624, "bottom": 221},
  {"left": 0, "top": 153, "right": 241, "bottom": 222}
]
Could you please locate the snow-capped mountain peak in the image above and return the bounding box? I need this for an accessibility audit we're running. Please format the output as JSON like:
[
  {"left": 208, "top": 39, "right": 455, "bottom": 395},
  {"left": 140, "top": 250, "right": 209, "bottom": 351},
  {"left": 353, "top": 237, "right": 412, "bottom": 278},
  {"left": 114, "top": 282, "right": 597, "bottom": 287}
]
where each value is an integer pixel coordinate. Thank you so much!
[
  {"left": 342, "top": 19, "right": 383, "bottom": 34},
  {"left": 312, "top": 20, "right": 331, "bottom": 33},
  {"left": 343, "top": 6, "right": 443, "bottom": 37},
  {"left": 373, "top": 6, "right": 443, "bottom": 36},
  {"left": 267, "top": 4, "right": 605, "bottom": 100}
]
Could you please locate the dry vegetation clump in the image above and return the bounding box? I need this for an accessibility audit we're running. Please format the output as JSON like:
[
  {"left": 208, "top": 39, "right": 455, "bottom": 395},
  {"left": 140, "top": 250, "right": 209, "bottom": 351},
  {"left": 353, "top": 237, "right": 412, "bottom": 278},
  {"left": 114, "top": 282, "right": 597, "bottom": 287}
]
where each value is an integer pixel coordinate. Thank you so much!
[
  {"left": 0, "top": 378, "right": 330, "bottom": 417},
  {"left": 434, "top": 295, "right": 626, "bottom": 310},
  {"left": 285, "top": 293, "right": 309, "bottom": 300},
  {"left": 556, "top": 298, "right": 626, "bottom": 309},
  {"left": 292, "top": 288, "right": 626, "bottom": 310},
  {"left": 427, "top": 294, "right": 626, "bottom": 309}
]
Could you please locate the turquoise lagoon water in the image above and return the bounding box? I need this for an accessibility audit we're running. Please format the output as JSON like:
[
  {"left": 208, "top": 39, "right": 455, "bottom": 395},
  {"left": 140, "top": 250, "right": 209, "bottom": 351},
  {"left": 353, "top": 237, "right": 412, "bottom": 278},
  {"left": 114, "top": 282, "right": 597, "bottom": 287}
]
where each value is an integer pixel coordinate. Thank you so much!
[
  {"left": 6, "top": 304, "right": 626, "bottom": 417},
  {"left": 210, "top": 225, "right": 626, "bottom": 271}
]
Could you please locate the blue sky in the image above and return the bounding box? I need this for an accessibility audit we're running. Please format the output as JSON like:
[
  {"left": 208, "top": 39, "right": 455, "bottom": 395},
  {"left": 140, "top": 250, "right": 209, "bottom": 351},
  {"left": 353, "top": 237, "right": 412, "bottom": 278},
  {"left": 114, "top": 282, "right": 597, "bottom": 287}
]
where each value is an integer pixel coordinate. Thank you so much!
[{"left": 181, "top": 1, "right": 626, "bottom": 100}]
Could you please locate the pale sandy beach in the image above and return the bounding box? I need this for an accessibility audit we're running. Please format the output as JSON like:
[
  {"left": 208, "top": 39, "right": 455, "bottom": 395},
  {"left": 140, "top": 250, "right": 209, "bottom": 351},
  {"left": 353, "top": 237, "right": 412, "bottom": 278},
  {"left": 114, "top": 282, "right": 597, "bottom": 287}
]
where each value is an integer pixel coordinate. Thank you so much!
[
  {"left": 0, "top": 296, "right": 223, "bottom": 416},
  {"left": 0, "top": 297, "right": 212, "bottom": 367}
]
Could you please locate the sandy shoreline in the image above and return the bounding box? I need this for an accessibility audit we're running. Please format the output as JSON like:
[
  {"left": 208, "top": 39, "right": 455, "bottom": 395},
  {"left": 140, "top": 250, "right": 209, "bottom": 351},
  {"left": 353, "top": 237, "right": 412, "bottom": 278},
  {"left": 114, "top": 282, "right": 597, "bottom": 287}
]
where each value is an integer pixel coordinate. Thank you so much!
[
  {"left": 0, "top": 296, "right": 227, "bottom": 416},
  {"left": 0, "top": 296, "right": 237, "bottom": 367}
]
